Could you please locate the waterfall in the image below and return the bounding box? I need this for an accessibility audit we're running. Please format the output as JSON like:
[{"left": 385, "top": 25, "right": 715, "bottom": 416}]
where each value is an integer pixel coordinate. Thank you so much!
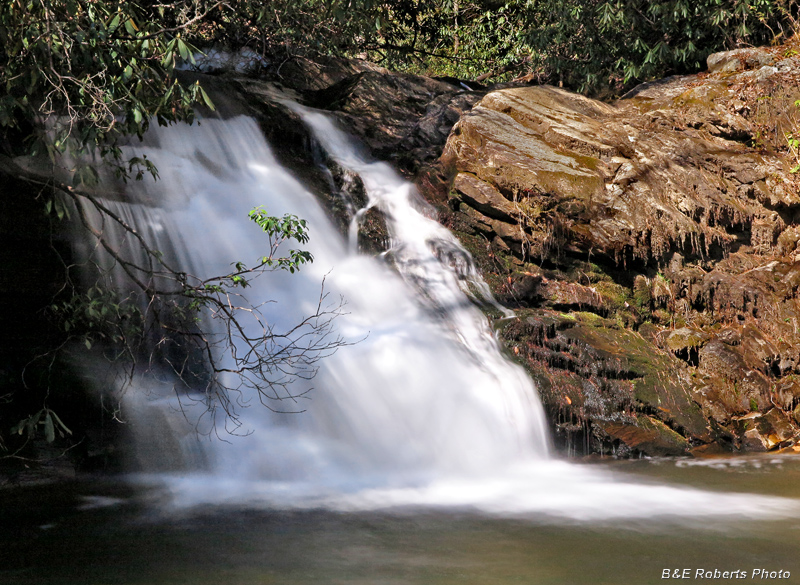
[
  {"left": 77, "top": 108, "right": 547, "bottom": 479},
  {"left": 74, "top": 104, "right": 800, "bottom": 521}
]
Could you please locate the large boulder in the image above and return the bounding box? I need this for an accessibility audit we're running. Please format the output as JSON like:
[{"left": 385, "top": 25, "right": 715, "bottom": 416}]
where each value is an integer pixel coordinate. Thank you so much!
[
  {"left": 440, "top": 81, "right": 794, "bottom": 265},
  {"left": 429, "top": 43, "right": 800, "bottom": 456}
]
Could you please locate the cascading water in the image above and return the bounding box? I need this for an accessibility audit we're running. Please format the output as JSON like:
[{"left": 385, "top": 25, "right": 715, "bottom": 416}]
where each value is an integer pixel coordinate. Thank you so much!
[
  {"left": 78, "top": 109, "right": 545, "bottom": 479},
  {"left": 75, "top": 101, "right": 800, "bottom": 521}
]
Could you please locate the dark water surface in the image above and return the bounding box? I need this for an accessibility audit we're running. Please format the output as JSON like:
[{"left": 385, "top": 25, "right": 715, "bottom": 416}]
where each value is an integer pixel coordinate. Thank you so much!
[{"left": 3, "top": 455, "right": 800, "bottom": 585}]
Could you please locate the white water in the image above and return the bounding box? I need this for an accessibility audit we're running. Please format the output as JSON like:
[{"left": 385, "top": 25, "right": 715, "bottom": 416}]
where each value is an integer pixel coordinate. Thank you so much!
[{"left": 78, "top": 107, "right": 800, "bottom": 522}]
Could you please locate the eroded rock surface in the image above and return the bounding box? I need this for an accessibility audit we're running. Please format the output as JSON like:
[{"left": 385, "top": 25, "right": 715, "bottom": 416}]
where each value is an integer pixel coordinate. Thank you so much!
[
  {"left": 228, "top": 45, "right": 800, "bottom": 457},
  {"left": 428, "top": 44, "right": 800, "bottom": 456}
]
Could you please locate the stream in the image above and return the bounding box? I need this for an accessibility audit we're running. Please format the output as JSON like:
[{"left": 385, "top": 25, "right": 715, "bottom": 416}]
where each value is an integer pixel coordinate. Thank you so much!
[
  {"left": 5, "top": 100, "right": 800, "bottom": 584},
  {"left": 3, "top": 455, "right": 800, "bottom": 584}
]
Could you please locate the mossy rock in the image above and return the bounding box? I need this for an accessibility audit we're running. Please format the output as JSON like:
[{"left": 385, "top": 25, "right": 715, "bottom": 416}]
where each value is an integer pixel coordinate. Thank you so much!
[
  {"left": 599, "top": 415, "right": 690, "bottom": 456},
  {"left": 665, "top": 327, "right": 710, "bottom": 353}
]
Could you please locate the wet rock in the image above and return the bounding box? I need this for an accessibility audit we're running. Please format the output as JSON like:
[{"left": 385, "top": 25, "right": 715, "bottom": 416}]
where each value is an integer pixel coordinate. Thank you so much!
[
  {"left": 777, "top": 225, "right": 800, "bottom": 256},
  {"left": 227, "top": 41, "right": 800, "bottom": 458},
  {"left": 759, "top": 408, "right": 797, "bottom": 446},
  {"left": 730, "top": 408, "right": 796, "bottom": 450},
  {"left": 689, "top": 443, "right": 729, "bottom": 456},
  {"left": 741, "top": 427, "right": 769, "bottom": 451},
  {"left": 600, "top": 415, "right": 690, "bottom": 457},
  {"left": 507, "top": 273, "right": 608, "bottom": 313},
  {"left": 270, "top": 55, "right": 387, "bottom": 92},
  {"left": 501, "top": 308, "right": 714, "bottom": 457},
  {"left": 666, "top": 327, "right": 710, "bottom": 362},
  {"left": 356, "top": 206, "right": 390, "bottom": 255},
  {"left": 453, "top": 172, "right": 518, "bottom": 223},
  {"left": 436, "top": 78, "right": 797, "bottom": 268},
  {"left": 307, "top": 71, "right": 479, "bottom": 169}
]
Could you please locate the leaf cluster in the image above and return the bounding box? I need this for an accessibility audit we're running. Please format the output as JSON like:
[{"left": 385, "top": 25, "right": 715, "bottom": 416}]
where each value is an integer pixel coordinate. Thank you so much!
[
  {"left": 3, "top": 0, "right": 798, "bottom": 169},
  {"left": 49, "top": 284, "right": 144, "bottom": 350},
  {"left": 0, "top": 0, "right": 216, "bottom": 180},
  {"left": 247, "top": 208, "right": 313, "bottom": 274},
  {"left": 354, "top": 0, "right": 799, "bottom": 93},
  {"left": 10, "top": 408, "right": 72, "bottom": 444}
]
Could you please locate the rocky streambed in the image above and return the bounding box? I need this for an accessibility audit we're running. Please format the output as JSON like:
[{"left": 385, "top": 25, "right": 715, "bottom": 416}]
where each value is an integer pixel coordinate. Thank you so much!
[
  {"left": 227, "top": 41, "right": 800, "bottom": 458},
  {"left": 6, "top": 42, "right": 800, "bottom": 467}
]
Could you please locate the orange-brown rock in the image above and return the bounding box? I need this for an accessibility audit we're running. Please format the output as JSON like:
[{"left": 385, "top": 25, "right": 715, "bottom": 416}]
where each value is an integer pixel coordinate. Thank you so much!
[{"left": 250, "top": 42, "right": 800, "bottom": 457}]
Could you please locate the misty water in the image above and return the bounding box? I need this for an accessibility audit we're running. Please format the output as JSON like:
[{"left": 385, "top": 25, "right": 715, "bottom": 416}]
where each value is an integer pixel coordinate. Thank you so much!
[
  {"left": 4, "top": 106, "right": 800, "bottom": 584},
  {"left": 3, "top": 456, "right": 800, "bottom": 584}
]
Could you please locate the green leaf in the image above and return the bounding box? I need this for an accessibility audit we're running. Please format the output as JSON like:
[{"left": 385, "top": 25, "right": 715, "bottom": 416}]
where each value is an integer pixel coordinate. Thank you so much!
[
  {"left": 74, "top": 165, "right": 99, "bottom": 188},
  {"left": 198, "top": 86, "right": 215, "bottom": 111},
  {"left": 27, "top": 410, "right": 42, "bottom": 439},
  {"left": 108, "top": 13, "right": 121, "bottom": 33},
  {"left": 176, "top": 38, "right": 190, "bottom": 62},
  {"left": 124, "top": 18, "right": 139, "bottom": 36},
  {"left": 55, "top": 198, "right": 66, "bottom": 220},
  {"left": 50, "top": 410, "right": 72, "bottom": 436},
  {"left": 44, "top": 412, "right": 55, "bottom": 443}
]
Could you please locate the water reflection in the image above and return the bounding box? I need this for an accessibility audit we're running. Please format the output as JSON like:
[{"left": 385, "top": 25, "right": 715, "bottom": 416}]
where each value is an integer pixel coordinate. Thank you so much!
[{"left": 3, "top": 456, "right": 800, "bottom": 585}]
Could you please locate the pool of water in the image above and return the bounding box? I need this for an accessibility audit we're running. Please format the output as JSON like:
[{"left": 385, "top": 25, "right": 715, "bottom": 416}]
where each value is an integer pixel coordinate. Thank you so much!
[{"left": 3, "top": 455, "right": 800, "bottom": 585}]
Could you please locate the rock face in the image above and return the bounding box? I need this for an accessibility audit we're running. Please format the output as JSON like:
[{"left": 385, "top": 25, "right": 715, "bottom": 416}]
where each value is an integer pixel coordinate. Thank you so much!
[
  {"left": 268, "top": 44, "right": 800, "bottom": 457},
  {"left": 442, "top": 82, "right": 793, "bottom": 265},
  {"left": 8, "top": 44, "right": 800, "bottom": 464},
  {"left": 431, "top": 45, "right": 800, "bottom": 456}
]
